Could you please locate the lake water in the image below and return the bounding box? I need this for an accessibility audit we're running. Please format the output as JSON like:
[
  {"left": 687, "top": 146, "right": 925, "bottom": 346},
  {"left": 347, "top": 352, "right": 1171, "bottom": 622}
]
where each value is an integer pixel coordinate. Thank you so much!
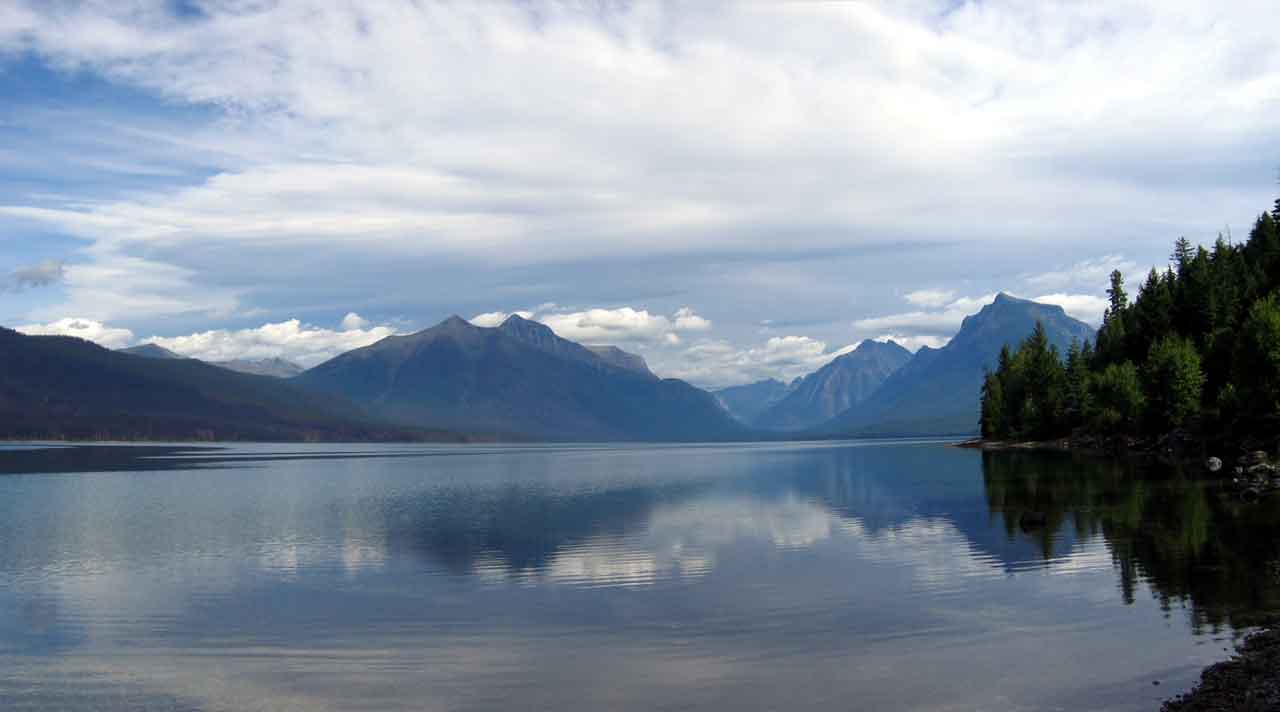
[{"left": 1, "top": 440, "right": 1277, "bottom": 711}]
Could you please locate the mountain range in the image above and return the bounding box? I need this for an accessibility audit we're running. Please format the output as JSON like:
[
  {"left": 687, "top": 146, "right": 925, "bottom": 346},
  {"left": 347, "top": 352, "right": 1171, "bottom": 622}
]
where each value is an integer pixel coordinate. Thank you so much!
[
  {"left": 119, "top": 344, "right": 305, "bottom": 378},
  {"left": 714, "top": 378, "right": 794, "bottom": 424},
  {"left": 815, "top": 293, "right": 1095, "bottom": 437},
  {"left": 5, "top": 293, "right": 1093, "bottom": 442},
  {"left": 294, "top": 314, "right": 746, "bottom": 441},
  {"left": 0, "top": 328, "right": 456, "bottom": 442},
  {"left": 754, "top": 339, "right": 912, "bottom": 431}
]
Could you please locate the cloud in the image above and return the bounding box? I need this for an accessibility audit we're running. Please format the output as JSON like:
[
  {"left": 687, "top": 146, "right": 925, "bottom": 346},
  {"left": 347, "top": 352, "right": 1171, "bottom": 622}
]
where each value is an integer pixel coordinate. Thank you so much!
[
  {"left": 1021, "top": 255, "right": 1140, "bottom": 293},
  {"left": 339, "top": 312, "right": 370, "bottom": 331},
  {"left": 1030, "top": 293, "right": 1110, "bottom": 326},
  {"left": 660, "top": 335, "right": 865, "bottom": 388},
  {"left": 2, "top": 0, "right": 1276, "bottom": 335},
  {"left": 5, "top": 259, "right": 65, "bottom": 291},
  {"left": 853, "top": 293, "right": 998, "bottom": 337},
  {"left": 470, "top": 305, "right": 711, "bottom": 346},
  {"left": 16, "top": 317, "right": 135, "bottom": 349},
  {"left": 872, "top": 333, "right": 950, "bottom": 352},
  {"left": 903, "top": 289, "right": 956, "bottom": 308},
  {"left": 469, "top": 310, "right": 533, "bottom": 328},
  {"left": 145, "top": 317, "right": 398, "bottom": 367}
]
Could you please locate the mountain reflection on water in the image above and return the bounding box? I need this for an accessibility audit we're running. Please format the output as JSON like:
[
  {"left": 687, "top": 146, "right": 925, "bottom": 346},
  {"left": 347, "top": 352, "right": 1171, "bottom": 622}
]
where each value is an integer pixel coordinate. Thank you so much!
[{"left": 1, "top": 440, "right": 1278, "bottom": 711}]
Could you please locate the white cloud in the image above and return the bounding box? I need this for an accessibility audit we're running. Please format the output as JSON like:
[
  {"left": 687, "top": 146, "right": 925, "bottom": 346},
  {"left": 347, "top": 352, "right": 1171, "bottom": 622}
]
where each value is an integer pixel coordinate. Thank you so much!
[
  {"left": 853, "top": 294, "right": 998, "bottom": 336},
  {"left": 672, "top": 307, "right": 712, "bottom": 332},
  {"left": 470, "top": 305, "right": 711, "bottom": 347},
  {"left": 2, "top": 1, "right": 1276, "bottom": 331},
  {"left": 873, "top": 333, "right": 950, "bottom": 353},
  {"left": 903, "top": 289, "right": 956, "bottom": 308},
  {"left": 339, "top": 312, "right": 370, "bottom": 331},
  {"left": 1021, "top": 255, "right": 1141, "bottom": 292},
  {"left": 469, "top": 310, "right": 533, "bottom": 328},
  {"left": 660, "top": 335, "right": 862, "bottom": 388},
  {"left": 146, "top": 318, "right": 398, "bottom": 368},
  {"left": 1030, "top": 293, "right": 1110, "bottom": 326},
  {"left": 16, "top": 317, "right": 135, "bottom": 349}
]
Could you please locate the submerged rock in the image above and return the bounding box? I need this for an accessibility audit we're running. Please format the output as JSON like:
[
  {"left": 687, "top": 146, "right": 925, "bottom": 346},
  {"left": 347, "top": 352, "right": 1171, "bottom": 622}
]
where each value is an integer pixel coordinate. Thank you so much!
[{"left": 1206, "top": 457, "right": 1223, "bottom": 473}]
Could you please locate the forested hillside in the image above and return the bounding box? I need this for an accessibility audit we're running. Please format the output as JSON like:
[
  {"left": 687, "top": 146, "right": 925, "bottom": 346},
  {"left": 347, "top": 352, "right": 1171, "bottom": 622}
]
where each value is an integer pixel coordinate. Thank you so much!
[{"left": 981, "top": 198, "right": 1280, "bottom": 447}]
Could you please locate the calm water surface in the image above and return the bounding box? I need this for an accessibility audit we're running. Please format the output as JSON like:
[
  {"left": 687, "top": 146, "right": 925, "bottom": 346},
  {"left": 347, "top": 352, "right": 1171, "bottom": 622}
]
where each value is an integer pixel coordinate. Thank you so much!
[{"left": 1, "top": 440, "right": 1277, "bottom": 711}]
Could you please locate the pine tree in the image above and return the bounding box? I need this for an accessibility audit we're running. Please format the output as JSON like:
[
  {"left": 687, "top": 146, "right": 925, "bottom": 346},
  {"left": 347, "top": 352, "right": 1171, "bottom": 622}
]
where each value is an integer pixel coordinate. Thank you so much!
[
  {"left": 1172, "top": 237, "right": 1194, "bottom": 273},
  {"left": 1107, "top": 269, "right": 1128, "bottom": 313}
]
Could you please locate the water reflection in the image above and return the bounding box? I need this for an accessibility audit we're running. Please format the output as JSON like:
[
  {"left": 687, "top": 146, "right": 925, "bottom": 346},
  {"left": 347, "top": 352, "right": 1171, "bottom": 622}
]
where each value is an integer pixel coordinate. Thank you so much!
[
  {"left": 983, "top": 450, "right": 1280, "bottom": 630},
  {"left": 0, "top": 441, "right": 1274, "bottom": 710}
]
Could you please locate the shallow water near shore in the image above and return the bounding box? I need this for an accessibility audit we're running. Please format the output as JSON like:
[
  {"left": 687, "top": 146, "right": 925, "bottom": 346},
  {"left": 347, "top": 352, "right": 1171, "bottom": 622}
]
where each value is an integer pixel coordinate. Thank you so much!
[{"left": 1, "top": 440, "right": 1277, "bottom": 711}]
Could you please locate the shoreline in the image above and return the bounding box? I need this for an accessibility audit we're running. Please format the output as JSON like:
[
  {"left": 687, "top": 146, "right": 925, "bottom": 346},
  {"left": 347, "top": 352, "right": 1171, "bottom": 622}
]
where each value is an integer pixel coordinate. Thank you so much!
[{"left": 1161, "top": 627, "right": 1280, "bottom": 710}]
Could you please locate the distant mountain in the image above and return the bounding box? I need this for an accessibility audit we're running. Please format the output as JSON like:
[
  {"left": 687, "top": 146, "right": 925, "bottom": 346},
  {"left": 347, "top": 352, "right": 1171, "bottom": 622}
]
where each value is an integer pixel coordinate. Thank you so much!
[
  {"left": 754, "top": 339, "right": 912, "bottom": 431},
  {"left": 119, "top": 343, "right": 186, "bottom": 359},
  {"left": 713, "top": 379, "right": 792, "bottom": 424},
  {"left": 294, "top": 314, "right": 747, "bottom": 441},
  {"left": 815, "top": 293, "right": 1095, "bottom": 437},
  {"left": 586, "top": 345, "right": 656, "bottom": 379},
  {"left": 214, "top": 357, "right": 304, "bottom": 378},
  {"left": 1, "top": 327, "right": 461, "bottom": 442}
]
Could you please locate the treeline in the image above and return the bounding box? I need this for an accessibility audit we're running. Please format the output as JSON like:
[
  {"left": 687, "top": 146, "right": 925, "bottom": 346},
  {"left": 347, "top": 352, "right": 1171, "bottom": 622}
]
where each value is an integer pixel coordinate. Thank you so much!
[{"left": 981, "top": 197, "right": 1280, "bottom": 444}]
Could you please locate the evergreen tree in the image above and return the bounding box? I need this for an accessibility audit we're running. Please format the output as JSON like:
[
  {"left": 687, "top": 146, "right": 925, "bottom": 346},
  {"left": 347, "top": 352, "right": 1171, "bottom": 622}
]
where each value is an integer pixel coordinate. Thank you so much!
[
  {"left": 1090, "top": 362, "right": 1145, "bottom": 431},
  {"left": 1143, "top": 336, "right": 1204, "bottom": 433},
  {"left": 1064, "top": 339, "right": 1092, "bottom": 428},
  {"left": 1172, "top": 237, "right": 1194, "bottom": 273},
  {"left": 1107, "top": 269, "right": 1128, "bottom": 313},
  {"left": 981, "top": 371, "right": 1006, "bottom": 439},
  {"left": 1236, "top": 295, "right": 1280, "bottom": 418}
]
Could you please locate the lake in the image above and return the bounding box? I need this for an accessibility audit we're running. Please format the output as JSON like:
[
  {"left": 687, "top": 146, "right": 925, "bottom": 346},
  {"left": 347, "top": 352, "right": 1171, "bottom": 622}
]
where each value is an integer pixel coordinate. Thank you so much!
[{"left": 1, "top": 440, "right": 1276, "bottom": 711}]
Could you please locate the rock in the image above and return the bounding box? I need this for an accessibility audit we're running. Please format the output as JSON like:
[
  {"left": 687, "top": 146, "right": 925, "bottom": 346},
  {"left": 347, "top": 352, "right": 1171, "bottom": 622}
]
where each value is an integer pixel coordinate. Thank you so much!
[
  {"left": 1241, "top": 487, "right": 1263, "bottom": 503},
  {"left": 1247, "top": 463, "right": 1278, "bottom": 476},
  {"left": 1206, "top": 457, "right": 1223, "bottom": 473},
  {"left": 1235, "top": 466, "right": 1246, "bottom": 476}
]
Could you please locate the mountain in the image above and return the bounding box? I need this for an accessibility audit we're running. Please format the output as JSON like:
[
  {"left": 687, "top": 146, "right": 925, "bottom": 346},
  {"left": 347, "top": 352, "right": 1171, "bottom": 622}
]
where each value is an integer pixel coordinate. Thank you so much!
[
  {"left": 586, "top": 346, "right": 656, "bottom": 379},
  {"left": 213, "top": 357, "right": 305, "bottom": 378},
  {"left": 754, "top": 339, "right": 912, "bottom": 431},
  {"left": 713, "top": 379, "right": 792, "bottom": 424},
  {"left": 119, "top": 343, "right": 186, "bottom": 359},
  {"left": 294, "top": 314, "right": 747, "bottom": 441},
  {"left": 0, "top": 327, "right": 462, "bottom": 442},
  {"left": 816, "top": 294, "right": 1095, "bottom": 437}
]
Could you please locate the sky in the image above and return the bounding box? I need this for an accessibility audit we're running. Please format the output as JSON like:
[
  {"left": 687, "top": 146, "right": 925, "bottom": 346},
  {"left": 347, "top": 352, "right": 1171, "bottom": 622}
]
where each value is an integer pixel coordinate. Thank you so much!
[{"left": 1, "top": 1, "right": 1278, "bottom": 388}]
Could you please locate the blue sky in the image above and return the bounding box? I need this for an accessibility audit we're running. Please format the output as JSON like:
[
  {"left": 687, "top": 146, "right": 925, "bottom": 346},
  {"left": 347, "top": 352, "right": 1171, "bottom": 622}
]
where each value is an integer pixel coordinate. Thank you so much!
[{"left": 2, "top": 1, "right": 1278, "bottom": 386}]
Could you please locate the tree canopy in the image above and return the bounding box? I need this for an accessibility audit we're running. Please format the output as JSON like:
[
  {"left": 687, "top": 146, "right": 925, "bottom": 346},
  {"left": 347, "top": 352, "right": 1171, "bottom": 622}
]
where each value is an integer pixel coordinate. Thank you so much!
[{"left": 981, "top": 197, "right": 1280, "bottom": 445}]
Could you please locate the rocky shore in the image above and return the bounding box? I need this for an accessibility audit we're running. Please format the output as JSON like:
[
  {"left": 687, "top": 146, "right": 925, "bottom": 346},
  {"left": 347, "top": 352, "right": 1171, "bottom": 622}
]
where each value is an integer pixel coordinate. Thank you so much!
[{"left": 1161, "top": 628, "right": 1280, "bottom": 711}]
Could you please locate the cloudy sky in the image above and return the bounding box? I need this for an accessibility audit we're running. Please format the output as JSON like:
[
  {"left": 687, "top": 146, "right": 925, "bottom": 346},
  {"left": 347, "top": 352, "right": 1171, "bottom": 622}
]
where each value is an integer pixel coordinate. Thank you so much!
[{"left": 2, "top": 1, "right": 1277, "bottom": 387}]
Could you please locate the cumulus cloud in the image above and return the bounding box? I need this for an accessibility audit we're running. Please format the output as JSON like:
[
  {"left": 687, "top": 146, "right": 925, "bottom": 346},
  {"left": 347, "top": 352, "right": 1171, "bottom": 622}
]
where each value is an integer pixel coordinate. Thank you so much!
[
  {"left": 16, "top": 317, "right": 135, "bottom": 349},
  {"left": 146, "top": 318, "right": 398, "bottom": 367},
  {"left": 469, "top": 310, "right": 533, "bottom": 328},
  {"left": 470, "top": 305, "right": 711, "bottom": 347},
  {"left": 1030, "top": 293, "right": 1110, "bottom": 326},
  {"left": 872, "top": 333, "right": 950, "bottom": 352},
  {"left": 339, "top": 312, "right": 370, "bottom": 331}
]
